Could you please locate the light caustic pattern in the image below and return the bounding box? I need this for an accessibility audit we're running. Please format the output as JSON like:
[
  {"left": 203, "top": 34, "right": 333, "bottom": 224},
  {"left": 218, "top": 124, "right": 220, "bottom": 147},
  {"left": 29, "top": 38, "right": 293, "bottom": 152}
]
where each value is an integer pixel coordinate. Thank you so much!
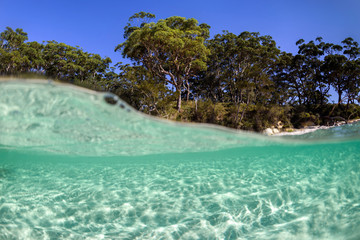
[
  {"left": 1, "top": 144, "right": 360, "bottom": 239},
  {"left": 0, "top": 80, "right": 360, "bottom": 239}
]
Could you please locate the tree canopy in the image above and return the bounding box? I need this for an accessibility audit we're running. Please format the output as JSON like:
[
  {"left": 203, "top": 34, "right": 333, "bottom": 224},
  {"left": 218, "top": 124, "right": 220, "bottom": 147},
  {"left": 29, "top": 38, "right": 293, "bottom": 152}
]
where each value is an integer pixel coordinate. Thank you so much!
[
  {"left": 116, "top": 13, "right": 210, "bottom": 111},
  {"left": 1, "top": 13, "right": 360, "bottom": 131},
  {"left": 0, "top": 27, "right": 112, "bottom": 83}
]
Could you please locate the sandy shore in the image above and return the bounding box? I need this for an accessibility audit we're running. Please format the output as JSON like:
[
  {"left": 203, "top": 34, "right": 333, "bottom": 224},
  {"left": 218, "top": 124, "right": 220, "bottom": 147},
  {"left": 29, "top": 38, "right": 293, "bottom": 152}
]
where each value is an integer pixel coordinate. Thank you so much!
[
  {"left": 271, "top": 119, "right": 360, "bottom": 136},
  {"left": 272, "top": 126, "right": 331, "bottom": 136}
]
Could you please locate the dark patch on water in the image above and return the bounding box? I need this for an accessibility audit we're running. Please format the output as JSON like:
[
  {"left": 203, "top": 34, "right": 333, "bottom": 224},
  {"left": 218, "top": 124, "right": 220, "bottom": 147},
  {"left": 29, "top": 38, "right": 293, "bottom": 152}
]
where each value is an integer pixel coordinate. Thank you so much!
[
  {"left": 103, "top": 95, "right": 118, "bottom": 105},
  {"left": 119, "top": 103, "right": 126, "bottom": 109}
]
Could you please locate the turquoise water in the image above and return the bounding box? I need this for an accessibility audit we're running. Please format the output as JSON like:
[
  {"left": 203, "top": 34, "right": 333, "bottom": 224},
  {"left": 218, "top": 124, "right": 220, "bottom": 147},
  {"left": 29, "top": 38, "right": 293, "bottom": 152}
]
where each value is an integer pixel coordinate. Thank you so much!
[{"left": 1, "top": 80, "right": 360, "bottom": 239}]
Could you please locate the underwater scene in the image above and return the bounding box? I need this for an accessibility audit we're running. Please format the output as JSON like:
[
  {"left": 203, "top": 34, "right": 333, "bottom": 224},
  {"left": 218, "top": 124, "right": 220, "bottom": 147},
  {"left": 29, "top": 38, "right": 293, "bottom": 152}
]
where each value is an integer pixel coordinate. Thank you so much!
[{"left": 1, "top": 80, "right": 359, "bottom": 239}]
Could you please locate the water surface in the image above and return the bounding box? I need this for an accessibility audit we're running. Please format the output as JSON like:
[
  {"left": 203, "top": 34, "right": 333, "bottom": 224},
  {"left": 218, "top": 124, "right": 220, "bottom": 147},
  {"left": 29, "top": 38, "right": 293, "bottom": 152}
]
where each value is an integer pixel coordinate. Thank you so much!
[{"left": 1, "top": 80, "right": 359, "bottom": 239}]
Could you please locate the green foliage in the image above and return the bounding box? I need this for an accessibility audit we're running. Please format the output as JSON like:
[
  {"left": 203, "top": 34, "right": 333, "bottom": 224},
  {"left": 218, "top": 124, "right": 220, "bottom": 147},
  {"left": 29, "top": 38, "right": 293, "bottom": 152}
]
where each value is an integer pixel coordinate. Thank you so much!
[
  {"left": 202, "top": 31, "right": 280, "bottom": 105},
  {"left": 1, "top": 20, "right": 360, "bottom": 132},
  {"left": 116, "top": 13, "right": 210, "bottom": 111},
  {"left": 106, "top": 64, "right": 171, "bottom": 114},
  {"left": 42, "top": 41, "right": 111, "bottom": 82},
  {"left": 0, "top": 27, "right": 112, "bottom": 87}
]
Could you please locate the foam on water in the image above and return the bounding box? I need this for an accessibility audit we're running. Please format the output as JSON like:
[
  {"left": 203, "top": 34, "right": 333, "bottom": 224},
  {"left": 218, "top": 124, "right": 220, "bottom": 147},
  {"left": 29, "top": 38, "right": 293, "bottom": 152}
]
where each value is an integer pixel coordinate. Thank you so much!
[{"left": 1, "top": 80, "right": 360, "bottom": 239}]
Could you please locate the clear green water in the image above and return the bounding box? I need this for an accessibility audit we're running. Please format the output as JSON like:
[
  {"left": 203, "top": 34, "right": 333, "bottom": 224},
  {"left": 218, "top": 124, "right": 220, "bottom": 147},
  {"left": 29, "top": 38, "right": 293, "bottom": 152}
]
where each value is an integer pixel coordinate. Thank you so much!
[{"left": 1, "top": 81, "right": 360, "bottom": 239}]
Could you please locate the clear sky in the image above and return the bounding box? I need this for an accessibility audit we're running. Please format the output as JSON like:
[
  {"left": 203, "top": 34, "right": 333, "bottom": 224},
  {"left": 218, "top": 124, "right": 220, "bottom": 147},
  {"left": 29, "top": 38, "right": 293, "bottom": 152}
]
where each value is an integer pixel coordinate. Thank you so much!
[{"left": 1, "top": 0, "right": 359, "bottom": 66}]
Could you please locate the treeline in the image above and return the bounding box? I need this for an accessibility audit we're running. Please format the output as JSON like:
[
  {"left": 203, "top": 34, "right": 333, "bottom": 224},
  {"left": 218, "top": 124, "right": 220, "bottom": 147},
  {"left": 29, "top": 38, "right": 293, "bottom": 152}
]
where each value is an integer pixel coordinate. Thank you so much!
[
  {"left": 1, "top": 12, "right": 360, "bottom": 131},
  {"left": 0, "top": 27, "right": 112, "bottom": 84}
]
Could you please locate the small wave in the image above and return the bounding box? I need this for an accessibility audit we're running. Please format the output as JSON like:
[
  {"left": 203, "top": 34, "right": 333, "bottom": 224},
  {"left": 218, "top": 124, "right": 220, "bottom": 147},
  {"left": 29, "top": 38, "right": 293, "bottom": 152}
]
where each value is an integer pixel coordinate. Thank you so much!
[
  {"left": 0, "top": 79, "right": 359, "bottom": 156},
  {"left": 1, "top": 79, "right": 360, "bottom": 240}
]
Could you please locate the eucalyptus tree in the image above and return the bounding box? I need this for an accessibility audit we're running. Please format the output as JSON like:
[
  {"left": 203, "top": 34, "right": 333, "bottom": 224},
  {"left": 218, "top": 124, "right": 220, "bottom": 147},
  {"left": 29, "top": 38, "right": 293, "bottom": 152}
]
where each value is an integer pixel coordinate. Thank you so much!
[
  {"left": 204, "top": 31, "right": 280, "bottom": 126},
  {"left": 342, "top": 59, "right": 360, "bottom": 105},
  {"left": 0, "top": 27, "right": 30, "bottom": 74},
  {"left": 42, "top": 41, "right": 111, "bottom": 83},
  {"left": 20, "top": 41, "right": 44, "bottom": 73},
  {"left": 271, "top": 52, "right": 295, "bottom": 105},
  {"left": 116, "top": 12, "right": 210, "bottom": 111},
  {"left": 341, "top": 37, "right": 360, "bottom": 104},
  {"left": 194, "top": 31, "right": 232, "bottom": 103},
  {"left": 287, "top": 38, "right": 330, "bottom": 107},
  {"left": 42, "top": 41, "right": 80, "bottom": 79},
  {"left": 342, "top": 37, "right": 360, "bottom": 60},
  {"left": 0, "top": 27, "right": 28, "bottom": 50},
  {"left": 322, "top": 38, "right": 360, "bottom": 105},
  {"left": 109, "top": 64, "right": 171, "bottom": 113}
]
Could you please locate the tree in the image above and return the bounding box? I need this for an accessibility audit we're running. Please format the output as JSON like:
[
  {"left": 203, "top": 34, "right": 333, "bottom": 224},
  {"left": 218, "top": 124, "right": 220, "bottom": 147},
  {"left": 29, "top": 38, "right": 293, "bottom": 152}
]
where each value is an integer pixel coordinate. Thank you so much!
[
  {"left": 106, "top": 64, "right": 171, "bottom": 113},
  {"left": 0, "top": 27, "right": 28, "bottom": 50},
  {"left": 203, "top": 31, "right": 280, "bottom": 127},
  {"left": 42, "top": 40, "right": 111, "bottom": 82},
  {"left": 116, "top": 12, "right": 210, "bottom": 111},
  {"left": 0, "top": 27, "right": 30, "bottom": 74},
  {"left": 286, "top": 38, "right": 331, "bottom": 107},
  {"left": 341, "top": 37, "right": 360, "bottom": 105},
  {"left": 271, "top": 52, "right": 295, "bottom": 105},
  {"left": 322, "top": 38, "right": 360, "bottom": 105}
]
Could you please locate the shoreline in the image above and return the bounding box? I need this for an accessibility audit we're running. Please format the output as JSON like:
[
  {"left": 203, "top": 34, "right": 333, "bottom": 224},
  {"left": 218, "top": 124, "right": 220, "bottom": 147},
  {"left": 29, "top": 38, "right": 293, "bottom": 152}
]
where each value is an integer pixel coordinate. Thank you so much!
[{"left": 267, "top": 119, "right": 360, "bottom": 136}]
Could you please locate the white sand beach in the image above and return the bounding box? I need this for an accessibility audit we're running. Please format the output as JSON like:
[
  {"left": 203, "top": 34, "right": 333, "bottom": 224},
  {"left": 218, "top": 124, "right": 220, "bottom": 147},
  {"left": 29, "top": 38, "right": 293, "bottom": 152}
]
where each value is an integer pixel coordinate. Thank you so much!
[{"left": 268, "top": 119, "right": 360, "bottom": 136}]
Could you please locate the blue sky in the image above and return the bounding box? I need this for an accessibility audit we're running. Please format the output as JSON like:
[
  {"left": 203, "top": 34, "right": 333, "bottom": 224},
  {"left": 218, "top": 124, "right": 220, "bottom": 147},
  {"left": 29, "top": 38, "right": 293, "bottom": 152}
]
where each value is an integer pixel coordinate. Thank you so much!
[{"left": 1, "top": 0, "right": 359, "bottom": 66}]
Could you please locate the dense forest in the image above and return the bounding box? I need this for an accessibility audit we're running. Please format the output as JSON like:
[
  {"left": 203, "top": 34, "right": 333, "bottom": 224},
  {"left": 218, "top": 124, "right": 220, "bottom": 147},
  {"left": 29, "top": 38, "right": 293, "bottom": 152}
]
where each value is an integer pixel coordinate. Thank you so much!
[{"left": 1, "top": 12, "right": 360, "bottom": 131}]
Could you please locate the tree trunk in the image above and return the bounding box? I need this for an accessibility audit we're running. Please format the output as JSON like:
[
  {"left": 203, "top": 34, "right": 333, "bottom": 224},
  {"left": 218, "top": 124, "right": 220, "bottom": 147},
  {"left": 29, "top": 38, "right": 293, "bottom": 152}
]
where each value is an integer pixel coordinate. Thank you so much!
[
  {"left": 195, "top": 97, "right": 198, "bottom": 113},
  {"left": 338, "top": 90, "right": 342, "bottom": 105},
  {"left": 177, "top": 90, "right": 182, "bottom": 112},
  {"left": 186, "top": 81, "right": 190, "bottom": 101},
  {"left": 234, "top": 102, "right": 241, "bottom": 126},
  {"left": 239, "top": 96, "right": 251, "bottom": 128}
]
